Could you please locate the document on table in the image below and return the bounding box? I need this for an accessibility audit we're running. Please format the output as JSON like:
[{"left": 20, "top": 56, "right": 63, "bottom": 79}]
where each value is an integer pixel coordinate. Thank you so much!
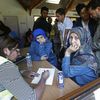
[{"left": 31, "top": 68, "right": 55, "bottom": 85}]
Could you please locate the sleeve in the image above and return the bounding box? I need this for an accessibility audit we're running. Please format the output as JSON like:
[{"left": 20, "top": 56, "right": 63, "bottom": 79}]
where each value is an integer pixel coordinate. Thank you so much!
[
  {"left": 65, "top": 17, "right": 73, "bottom": 29},
  {"left": 57, "top": 23, "right": 61, "bottom": 31},
  {"left": 0, "top": 61, "right": 37, "bottom": 100},
  {"left": 29, "top": 42, "right": 41, "bottom": 61},
  {"left": 92, "top": 24, "right": 100, "bottom": 50},
  {"left": 62, "top": 57, "right": 92, "bottom": 77},
  {"left": 38, "top": 41, "right": 52, "bottom": 57},
  {"left": 44, "top": 41, "right": 52, "bottom": 56}
]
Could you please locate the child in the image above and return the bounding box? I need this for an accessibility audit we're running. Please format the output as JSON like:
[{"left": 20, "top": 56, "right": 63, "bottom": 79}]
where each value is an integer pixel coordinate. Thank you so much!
[
  {"left": 29, "top": 28, "right": 57, "bottom": 67},
  {"left": 62, "top": 27, "right": 97, "bottom": 86}
]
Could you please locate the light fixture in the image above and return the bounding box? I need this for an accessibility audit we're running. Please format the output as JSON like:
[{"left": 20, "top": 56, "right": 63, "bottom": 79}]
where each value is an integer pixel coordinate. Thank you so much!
[{"left": 46, "top": 0, "right": 60, "bottom": 4}]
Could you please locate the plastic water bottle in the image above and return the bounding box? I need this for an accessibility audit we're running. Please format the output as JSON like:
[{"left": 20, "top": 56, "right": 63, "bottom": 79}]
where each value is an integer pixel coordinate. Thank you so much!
[
  {"left": 26, "top": 53, "right": 33, "bottom": 71},
  {"left": 57, "top": 71, "right": 64, "bottom": 88}
]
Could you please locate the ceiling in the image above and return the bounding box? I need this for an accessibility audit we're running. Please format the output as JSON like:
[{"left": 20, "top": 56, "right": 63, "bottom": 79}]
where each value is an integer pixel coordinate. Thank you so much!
[
  {"left": 36, "top": 0, "right": 71, "bottom": 10},
  {"left": 17, "top": 0, "right": 90, "bottom": 14}
]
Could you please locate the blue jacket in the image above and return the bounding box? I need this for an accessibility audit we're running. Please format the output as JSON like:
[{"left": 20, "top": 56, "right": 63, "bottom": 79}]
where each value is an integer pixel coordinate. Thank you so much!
[
  {"left": 62, "top": 56, "right": 97, "bottom": 86},
  {"left": 29, "top": 39, "right": 57, "bottom": 66}
]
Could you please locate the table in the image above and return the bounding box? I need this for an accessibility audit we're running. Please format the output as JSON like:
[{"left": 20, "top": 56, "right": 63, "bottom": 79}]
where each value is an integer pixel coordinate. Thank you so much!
[{"left": 17, "top": 60, "right": 80, "bottom": 100}]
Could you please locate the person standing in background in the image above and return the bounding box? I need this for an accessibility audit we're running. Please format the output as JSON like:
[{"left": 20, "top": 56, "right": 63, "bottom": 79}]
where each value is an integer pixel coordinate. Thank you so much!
[
  {"left": 0, "top": 20, "right": 11, "bottom": 37},
  {"left": 56, "top": 8, "right": 73, "bottom": 63},
  {"left": 47, "top": 16, "right": 53, "bottom": 38},
  {"left": 87, "top": 0, "right": 100, "bottom": 76},
  {"left": 33, "top": 6, "right": 50, "bottom": 38},
  {"left": 56, "top": 8, "right": 73, "bottom": 48},
  {"left": 53, "top": 19, "right": 61, "bottom": 59},
  {"left": 73, "top": 3, "right": 97, "bottom": 38}
]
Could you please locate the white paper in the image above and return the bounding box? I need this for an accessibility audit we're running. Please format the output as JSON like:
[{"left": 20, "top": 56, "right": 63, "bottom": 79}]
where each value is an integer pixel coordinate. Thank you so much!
[{"left": 31, "top": 68, "right": 55, "bottom": 85}]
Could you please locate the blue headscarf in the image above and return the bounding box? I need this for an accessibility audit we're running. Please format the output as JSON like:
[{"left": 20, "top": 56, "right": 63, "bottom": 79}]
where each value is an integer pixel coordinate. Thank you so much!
[
  {"left": 69, "top": 27, "right": 97, "bottom": 73},
  {"left": 32, "top": 28, "right": 47, "bottom": 40}
]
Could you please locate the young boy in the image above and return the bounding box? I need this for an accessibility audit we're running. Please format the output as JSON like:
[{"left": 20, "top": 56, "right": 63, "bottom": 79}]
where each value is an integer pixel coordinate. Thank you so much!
[{"left": 29, "top": 28, "right": 57, "bottom": 67}]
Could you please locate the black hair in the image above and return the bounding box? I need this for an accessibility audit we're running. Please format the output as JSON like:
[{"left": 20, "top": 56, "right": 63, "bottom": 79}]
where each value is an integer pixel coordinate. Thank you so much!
[
  {"left": 0, "top": 36, "right": 18, "bottom": 57},
  {"left": 56, "top": 8, "right": 65, "bottom": 15},
  {"left": 41, "top": 6, "right": 49, "bottom": 13},
  {"left": 87, "top": 0, "right": 100, "bottom": 10},
  {"left": 76, "top": 3, "right": 86, "bottom": 15}
]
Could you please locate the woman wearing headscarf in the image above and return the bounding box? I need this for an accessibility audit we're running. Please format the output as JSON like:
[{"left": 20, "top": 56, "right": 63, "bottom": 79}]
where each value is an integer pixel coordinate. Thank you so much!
[
  {"left": 29, "top": 28, "right": 57, "bottom": 67},
  {"left": 62, "top": 27, "right": 97, "bottom": 86}
]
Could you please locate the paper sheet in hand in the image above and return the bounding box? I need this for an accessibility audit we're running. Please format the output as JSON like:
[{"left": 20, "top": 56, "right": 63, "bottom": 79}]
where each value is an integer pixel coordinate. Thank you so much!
[{"left": 31, "top": 68, "right": 55, "bottom": 85}]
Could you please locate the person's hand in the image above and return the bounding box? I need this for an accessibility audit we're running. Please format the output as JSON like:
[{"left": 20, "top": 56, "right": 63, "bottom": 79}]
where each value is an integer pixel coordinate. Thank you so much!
[
  {"left": 41, "top": 70, "right": 49, "bottom": 81},
  {"left": 41, "top": 55, "right": 48, "bottom": 60},
  {"left": 21, "top": 70, "right": 32, "bottom": 78},
  {"left": 65, "top": 43, "right": 79, "bottom": 56},
  {"left": 22, "top": 70, "right": 39, "bottom": 79}
]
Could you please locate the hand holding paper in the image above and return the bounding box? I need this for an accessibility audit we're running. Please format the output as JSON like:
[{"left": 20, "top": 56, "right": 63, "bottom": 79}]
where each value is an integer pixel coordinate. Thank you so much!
[
  {"left": 41, "top": 70, "right": 50, "bottom": 81},
  {"left": 31, "top": 68, "right": 55, "bottom": 85}
]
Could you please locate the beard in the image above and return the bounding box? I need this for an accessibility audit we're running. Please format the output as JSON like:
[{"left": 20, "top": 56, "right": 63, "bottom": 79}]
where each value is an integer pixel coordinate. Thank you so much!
[
  {"left": 91, "top": 14, "right": 100, "bottom": 20},
  {"left": 97, "top": 13, "right": 100, "bottom": 19}
]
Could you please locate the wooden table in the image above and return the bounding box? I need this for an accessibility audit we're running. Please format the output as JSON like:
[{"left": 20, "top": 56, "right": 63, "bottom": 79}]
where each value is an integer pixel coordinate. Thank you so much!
[{"left": 17, "top": 60, "right": 80, "bottom": 100}]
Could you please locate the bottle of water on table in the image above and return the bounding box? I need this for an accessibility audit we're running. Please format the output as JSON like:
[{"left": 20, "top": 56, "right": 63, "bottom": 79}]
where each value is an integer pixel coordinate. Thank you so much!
[
  {"left": 57, "top": 71, "right": 64, "bottom": 88},
  {"left": 26, "top": 53, "right": 33, "bottom": 71}
]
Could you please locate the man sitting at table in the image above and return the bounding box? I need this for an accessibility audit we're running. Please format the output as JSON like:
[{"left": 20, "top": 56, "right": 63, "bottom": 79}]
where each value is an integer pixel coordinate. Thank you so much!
[
  {"left": 29, "top": 28, "right": 57, "bottom": 67},
  {"left": 0, "top": 37, "right": 50, "bottom": 100},
  {"left": 0, "top": 56, "right": 49, "bottom": 100}
]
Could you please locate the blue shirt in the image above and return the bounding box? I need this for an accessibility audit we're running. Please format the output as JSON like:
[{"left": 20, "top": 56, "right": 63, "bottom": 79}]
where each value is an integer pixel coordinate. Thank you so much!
[{"left": 29, "top": 40, "right": 57, "bottom": 66}]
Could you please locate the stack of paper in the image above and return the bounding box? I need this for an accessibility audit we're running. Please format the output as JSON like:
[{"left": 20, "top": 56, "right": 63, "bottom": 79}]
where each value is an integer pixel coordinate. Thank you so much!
[{"left": 31, "top": 68, "right": 55, "bottom": 85}]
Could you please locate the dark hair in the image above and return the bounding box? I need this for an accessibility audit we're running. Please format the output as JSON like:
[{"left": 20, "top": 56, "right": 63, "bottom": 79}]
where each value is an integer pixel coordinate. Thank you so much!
[
  {"left": 0, "top": 36, "right": 18, "bottom": 57},
  {"left": 56, "top": 8, "right": 65, "bottom": 15},
  {"left": 76, "top": 3, "right": 86, "bottom": 15},
  {"left": 87, "top": 0, "right": 100, "bottom": 10},
  {"left": 41, "top": 6, "right": 49, "bottom": 13}
]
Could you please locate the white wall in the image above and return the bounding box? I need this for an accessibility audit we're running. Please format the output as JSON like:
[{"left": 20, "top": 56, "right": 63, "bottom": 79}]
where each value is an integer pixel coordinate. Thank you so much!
[
  {"left": 0, "top": 0, "right": 33, "bottom": 36},
  {"left": 32, "top": 9, "right": 56, "bottom": 16},
  {"left": 0, "top": 0, "right": 77, "bottom": 36}
]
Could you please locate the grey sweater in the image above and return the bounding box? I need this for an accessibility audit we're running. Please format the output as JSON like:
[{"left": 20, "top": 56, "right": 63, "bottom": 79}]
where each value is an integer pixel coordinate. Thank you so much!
[{"left": 0, "top": 58, "right": 36, "bottom": 100}]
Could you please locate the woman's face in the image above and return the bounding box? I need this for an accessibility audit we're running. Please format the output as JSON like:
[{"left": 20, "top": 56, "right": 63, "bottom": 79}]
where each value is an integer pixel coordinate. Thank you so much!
[{"left": 69, "top": 33, "right": 81, "bottom": 50}]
